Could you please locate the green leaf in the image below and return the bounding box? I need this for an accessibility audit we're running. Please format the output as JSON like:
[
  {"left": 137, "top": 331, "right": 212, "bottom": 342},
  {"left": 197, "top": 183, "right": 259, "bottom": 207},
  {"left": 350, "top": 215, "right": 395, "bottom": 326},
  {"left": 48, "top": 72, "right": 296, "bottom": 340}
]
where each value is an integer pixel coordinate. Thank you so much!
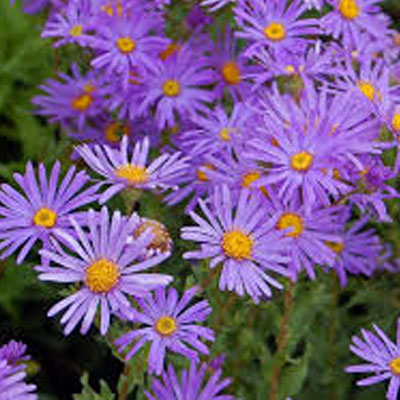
[{"left": 73, "top": 373, "right": 115, "bottom": 400}]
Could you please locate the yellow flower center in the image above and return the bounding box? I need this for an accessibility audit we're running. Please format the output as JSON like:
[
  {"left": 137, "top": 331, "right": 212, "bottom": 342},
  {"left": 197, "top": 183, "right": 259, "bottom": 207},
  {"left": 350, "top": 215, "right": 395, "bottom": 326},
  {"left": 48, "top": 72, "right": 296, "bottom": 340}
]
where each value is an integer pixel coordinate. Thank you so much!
[
  {"left": 85, "top": 258, "right": 120, "bottom": 293},
  {"left": 290, "top": 151, "right": 313, "bottom": 172},
  {"left": 101, "top": 2, "right": 123, "bottom": 16},
  {"left": 325, "top": 241, "right": 344, "bottom": 253},
  {"left": 264, "top": 22, "right": 286, "bottom": 42},
  {"left": 33, "top": 207, "right": 57, "bottom": 228},
  {"left": 155, "top": 316, "right": 178, "bottom": 336},
  {"left": 241, "top": 171, "right": 261, "bottom": 188},
  {"left": 196, "top": 163, "right": 215, "bottom": 182},
  {"left": 115, "top": 164, "right": 149, "bottom": 186},
  {"left": 358, "top": 81, "right": 375, "bottom": 101},
  {"left": 69, "top": 24, "right": 83, "bottom": 37},
  {"left": 134, "top": 220, "right": 171, "bottom": 253},
  {"left": 116, "top": 37, "right": 136, "bottom": 54},
  {"left": 390, "top": 357, "right": 400, "bottom": 376},
  {"left": 104, "top": 122, "right": 130, "bottom": 143},
  {"left": 160, "top": 43, "right": 181, "bottom": 61},
  {"left": 222, "top": 230, "right": 253, "bottom": 260},
  {"left": 221, "top": 61, "right": 241, "bottom": 85},
  {"left": 71, "top": 93, "right": 93, "bottom": 112},
  {"left": 339, "top": 0, "right": 360, "bottom": 19},
  {"left": 163, "top": 80, "right": 180, "bottom": 97},
  {"left": 285, "top": 65, "right": 296, "bottom": 75},
  {"left": 277, "top": 213, "right": 304, "bottom": 238},
  {"left": 220, "top": 127, "right": 236, "bottom": 141},
  {"left": 392, "top": 114, "right": 400, "bottom": 132}
]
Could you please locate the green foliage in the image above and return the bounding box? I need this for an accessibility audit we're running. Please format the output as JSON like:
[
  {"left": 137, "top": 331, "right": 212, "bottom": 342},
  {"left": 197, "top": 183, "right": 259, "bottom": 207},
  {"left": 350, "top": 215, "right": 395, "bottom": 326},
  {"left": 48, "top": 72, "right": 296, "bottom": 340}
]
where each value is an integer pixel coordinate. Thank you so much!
[{"left": 73, "top": 373, "right": 115, "bottom": 400}]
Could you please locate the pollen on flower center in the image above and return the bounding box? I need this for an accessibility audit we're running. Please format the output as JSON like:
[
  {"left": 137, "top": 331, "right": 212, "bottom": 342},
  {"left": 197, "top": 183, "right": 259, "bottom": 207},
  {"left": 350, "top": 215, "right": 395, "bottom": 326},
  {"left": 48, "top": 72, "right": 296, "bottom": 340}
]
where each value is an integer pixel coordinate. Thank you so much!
[
  {"left": 325, "top": 241, "right": 345, "bottom": 253},
  {"left": 85, "top": 258, "right": 120, "bottom": 293},
  {"left": 196, "top": 163, "right": 215, "bottom": 182},
  {"left": 221, "top": 61, "right": 241, "bottom": 85},
  {"left": 72, "top": 93, "right": 93, "bottom": 112},
  {"left": 339, "top": 0, "right": 360, "bottom": 19},
  {"left": 33, "top": 207, "right": 57, "bottom": 228},
  {"left": 134, "top": 220, "right": 172, "bottom": 253},
  {"left": 392, "top": 114, "right": 400, "bottom": 131},
  {"left": 222, "top": 230, "right": 253, "bottom": 260},
  {"left": 390, "top": 357, "right": 400, "bottom": 376},
  {"left": 115, "top": 164, "right": 149, "bottom": 186},
  {"left": 277, "top": 213, "right": 304, "bottom": 238},
  {"left": 290, "top": 151, "right": 313, "bottom": 172},
  {"left": 241, "top": 171, "right": 261, "bottom": 188},
  {"left": 220, "top": 127, "right": 236, "bottom": 141},
  {"left": 160, "top": 43, "right": 181, "bottom": 61},
  {"left": 264, "top": 22, "right": 286, "bottom": 42},
  {"left": 116, "top": 37, "right": 136, "bottom": 54},
  {"left": 163, "top": 80, "right": 180, "bottom": 97},
  {"left": 155, "top": 316, "right": 178, "bottom": 336},
  {"left": 69, "top": 24, "right": 83, "bottom": 37},
  {"left": 358, "top": 81, "right": 375, "bottom": 101}
]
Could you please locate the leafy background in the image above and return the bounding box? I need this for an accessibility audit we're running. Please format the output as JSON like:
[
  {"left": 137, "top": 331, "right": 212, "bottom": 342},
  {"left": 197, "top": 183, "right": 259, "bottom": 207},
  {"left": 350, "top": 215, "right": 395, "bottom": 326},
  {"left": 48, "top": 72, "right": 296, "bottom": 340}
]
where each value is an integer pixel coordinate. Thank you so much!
[{"left": 1, "top": 1, "right": 400, "bottom": 399}]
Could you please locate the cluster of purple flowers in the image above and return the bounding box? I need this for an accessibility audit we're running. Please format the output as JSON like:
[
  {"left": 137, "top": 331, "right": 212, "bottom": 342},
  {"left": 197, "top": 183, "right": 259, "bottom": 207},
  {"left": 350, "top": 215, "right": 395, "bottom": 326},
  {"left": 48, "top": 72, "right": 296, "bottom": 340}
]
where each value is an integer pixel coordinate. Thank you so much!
[{"left": 6, "top": 0, "right": 400, "bottom": 398}]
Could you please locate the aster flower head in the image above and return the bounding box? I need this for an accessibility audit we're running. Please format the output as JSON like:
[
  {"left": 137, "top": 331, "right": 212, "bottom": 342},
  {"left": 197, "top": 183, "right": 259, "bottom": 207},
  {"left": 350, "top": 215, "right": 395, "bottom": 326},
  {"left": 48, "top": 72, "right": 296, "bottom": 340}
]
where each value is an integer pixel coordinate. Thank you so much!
[
  {"left": 0, "top": 161, "right": 98, "bottom": 264},
  {"left": 182, "top": 185, "right": 290, "bottom": 302},
  {"left": 138, "top": 47, "right": 215, "bottom": 130},
  {"left": 115, "top": 286, "right": 214, "bottom": 375},
  {"left": 36, "top": 207, "right": 173, "bottom": 335},
  {"left": 77, "top": 136, "right": 189, "bottom": 204},
  {"left": 146, "top": 361, "right": 235, "bottom": 400},
  {"left": 89, "top": 12, "right": 168, "bottom": 88},
  {"left": 321, "top": 0, "right": 390, "bottom": 49},
  {"left": 41, "top": 0, "right": 93, "bottom": 47},
  {"left": 235, "top": 0, "right": 320, "bottom": 58},
  {"left": 346, "top": 320, "right": 400, "bottom": 400},
  {"left": 32, "top": 64, "right": 106, "bottom": 131},
  {"left": 0, "top": 340, "right": 37, "bottom": 400}
]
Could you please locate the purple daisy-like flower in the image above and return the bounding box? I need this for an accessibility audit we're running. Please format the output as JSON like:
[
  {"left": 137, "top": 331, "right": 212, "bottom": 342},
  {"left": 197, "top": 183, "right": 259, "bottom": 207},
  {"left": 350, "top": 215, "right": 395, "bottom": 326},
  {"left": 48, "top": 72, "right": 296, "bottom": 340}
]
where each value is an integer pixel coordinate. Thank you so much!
[
  {"left": 235, "top": 0, "right": 320, "bottom": 58},
  {"left": 138, "top": 48, "right": 215, "bottom": 130},
  {"left": 41, "top": 0, "right": 93, "bottom": 47},
  {"left": 32, "top": 64, "right": 106, "bottom": 131},
  {"left": 89, "top": 13, "right": 168, "bottom": 88},
  {"left": 346, "top": 320, "right": 400, "bottom": 400},
  {"left": 327, "top": 216, "right": 383, "bottom": 286},
  {"left": 0, "top": 340, "right": 37, "bottom": 400},
  {"left": 321, "top": 0, "right": 389, "bottom": 49},
  {"left": 76, "top": 136, "right": 189, "bottom": 204},
  {"left": 182, "top": 185, "right": 289, "bottom": 302},
  {"left": 146, "top": 361, "right": 235, "bottom": 400},
  {"left": 115, "top": 286, "right": 214, "bottom": 375},
  {"left": 0, "top": 161, "right": 98, "bottom": 264},
  {"left": 36, "top": 207, "right": 173, "bottom": 335}
]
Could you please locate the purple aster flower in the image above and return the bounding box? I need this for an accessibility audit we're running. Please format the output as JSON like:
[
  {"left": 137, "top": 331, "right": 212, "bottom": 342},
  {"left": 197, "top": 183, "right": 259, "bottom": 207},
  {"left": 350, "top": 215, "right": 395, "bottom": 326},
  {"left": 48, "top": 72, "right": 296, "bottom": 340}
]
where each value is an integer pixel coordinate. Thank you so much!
[
  {"left": 346, "top": 320, "right": 400, "bottom": 400},
  {"left": 76, "top": 136, "right": 189, "bottom": 204},
  {"left": 10, "top": 0, "right": 52, "bottom": 14},
  {"left": 185, "top": 5, "right": 213, "bottom": 31},
  {"left": 0, "top": 340, "right": 37, "bottom": 400},
  {"left": 41, "top": 0, "right": 93, "bottom": 47},
  {"left": 0, "top": 161, "right": 98, "bottom": 264},
  {"left": 32, "top": 64, "right": 106, "bottom": 131},
  {"left": 263, "top": 193, "right": 343, "bottom": 280},
  {"left": 326, "top": 216, "right": 383, "bottom": 286},
  {"left": 146, "top": 361, "right": 235, "bottom": 400},
  {"left": 182, "top": 185, "right": 289, "bottom": 302},
  {"left": 234, "top": 0, "right": 320, "bottom": 58},
  {"left": 115, "top": 286, "right": 214, "bottom": 375},
  {"left": 303, "top": 0, "right": 324, "bottom": 9},
  {"left": 89, "top": 13, "right": 168, "bottom": 88},
  {"left": 36, "top": 207, "right": 173, "bottom": 335},
  {"left": 137, "top": 48, "right": 215, "bottom": 130},
  {"left": 321, "top": 0, "right": 389, "bottom": 49}
]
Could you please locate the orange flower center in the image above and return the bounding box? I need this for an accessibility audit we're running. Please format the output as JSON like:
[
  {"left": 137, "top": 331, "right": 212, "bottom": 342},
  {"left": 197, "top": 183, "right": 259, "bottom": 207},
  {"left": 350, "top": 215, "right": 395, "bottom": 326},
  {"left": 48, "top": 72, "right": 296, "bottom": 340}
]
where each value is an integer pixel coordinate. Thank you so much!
[
  {"left": 85, "top": 258, "right": 120, "bottom": 293},
  {"left": 277, "top": 213, "right": 304, "bottom": 238},
  {"left": 221, "top": 61, "right": 241, "bottom": 85},
  {"left": 264, "top": 22, "right": 286, "bottom": 41},
  {"left": 33, "top": 207, "right": 57, "bottom": 228},
  {"left": 222, "top": 230, "right": 253, "bottom": 260},
  {"left": 155, "top": 316, "right": 178, "bottom": 336}
]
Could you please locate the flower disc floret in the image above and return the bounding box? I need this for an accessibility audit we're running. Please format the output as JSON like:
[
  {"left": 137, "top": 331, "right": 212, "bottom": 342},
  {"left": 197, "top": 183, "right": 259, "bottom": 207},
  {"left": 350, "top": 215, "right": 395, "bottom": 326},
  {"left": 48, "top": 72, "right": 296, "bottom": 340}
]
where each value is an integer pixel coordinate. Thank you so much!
[
  {"left": 163, "top": 80, "right": 181, "bottom": 97},
  {"left": 291, "top": 151, "right": 314, "bottom": 171},
  {"left": 339, "top": 0, "right": 360, "bottom": 19},
  {"left": 155, "top": 316, "right": 178, "bottom": 336},
  {"left": 117, "top": 37, "right": 136, "bottom": 54},
  {"left": 69, "top": 24, "right": 83, "bottom": 37},
  {"left": 392, "top": 114, "right": 400, "bottom": 131},
  {"left": 85, "top": 258, "right": 120, "bottom": 293},
  {"left": 241, "top": 171, "right": 261, "bottom": 188},
  {"left": 277, "top": 213, "right": 304, "bottom": 238},
  {"left": 71, "top": 93, "right": 93, "bottom": 112},
  {"left": 264, "top": 22, "right": 286, "bottom": 42},
  {"left": 325, "top": 241, "right": 345, "bottom": 253},
  {"left": 222, "top": 230, "right": 253, "bottom": 260},
  {"left": 115, "top": 164, "right": 149, "bottom": 186},
  {"left": 33, "top": 207, "right": 57, "bottom": 228},
  {"left": 358, "top": 81, "right": 375, "bottom": 101},
  {"left": 221, "top": 61, "right": 241, "bottom": 85},
  {"left": 390, "top": 357, "right": 400, "bottom": 376}
]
